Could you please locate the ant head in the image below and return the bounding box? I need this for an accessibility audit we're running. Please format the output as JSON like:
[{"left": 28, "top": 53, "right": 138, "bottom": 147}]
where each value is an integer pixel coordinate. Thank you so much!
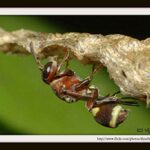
[
  {"left": 30, "top": 42, "right": 58, "bottom": 84},
  {"left": 42, "top": 60, "right": 58, "bottom": 84}
]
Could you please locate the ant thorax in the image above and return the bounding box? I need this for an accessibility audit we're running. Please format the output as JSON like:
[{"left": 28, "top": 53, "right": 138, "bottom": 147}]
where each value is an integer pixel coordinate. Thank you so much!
[
  {"left": 50, "top": 73, "right": 82, "bottom": 102},
  {"left": 50, "top": 71, "right": 96, "bottom": 103}
]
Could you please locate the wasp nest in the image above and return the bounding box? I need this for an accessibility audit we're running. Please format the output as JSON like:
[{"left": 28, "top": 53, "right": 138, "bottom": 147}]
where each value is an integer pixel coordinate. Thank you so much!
[{"left": 0, "top": 28, "right": 150, "bottom": 106}]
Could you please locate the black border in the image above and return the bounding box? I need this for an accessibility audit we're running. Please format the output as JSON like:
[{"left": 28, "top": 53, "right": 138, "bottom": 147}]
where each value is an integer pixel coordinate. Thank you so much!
[
  {"left": 0, "top": 143, "right": 148, "bottom": 148},
  {"left": 0, "top": 0, "right": 150, "bottom": 146},
  {"left": 0, "top": 0, "right": 150, "bottom": 7}
]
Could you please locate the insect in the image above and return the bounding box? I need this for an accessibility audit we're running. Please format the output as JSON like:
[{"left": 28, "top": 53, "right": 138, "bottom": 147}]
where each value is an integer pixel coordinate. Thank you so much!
[
  {"left": 30, "top": 42, "right": 139, "bottom": 128},
  {"left": 30, "top": 42, "right": 101, "bottom": 104}
]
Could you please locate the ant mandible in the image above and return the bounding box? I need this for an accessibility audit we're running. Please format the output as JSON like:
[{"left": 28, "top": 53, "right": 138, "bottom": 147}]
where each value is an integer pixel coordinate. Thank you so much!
[{"left": 30, "top": 42, "right": 138, "bottom": 128}]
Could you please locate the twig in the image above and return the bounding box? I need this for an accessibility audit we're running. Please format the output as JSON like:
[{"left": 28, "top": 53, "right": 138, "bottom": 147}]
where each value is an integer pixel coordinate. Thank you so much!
[{"left": 0, "top": 28, "right": 150, "bottom": 106}]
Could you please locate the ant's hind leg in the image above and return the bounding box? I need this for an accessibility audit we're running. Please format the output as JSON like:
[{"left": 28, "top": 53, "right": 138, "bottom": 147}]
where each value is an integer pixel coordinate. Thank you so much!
[
  {"left": 111, "top": 90, "right": 121, "bottom": 96},
  {"left": 111, "top": 91, "right": 139, "bottom": 106}
]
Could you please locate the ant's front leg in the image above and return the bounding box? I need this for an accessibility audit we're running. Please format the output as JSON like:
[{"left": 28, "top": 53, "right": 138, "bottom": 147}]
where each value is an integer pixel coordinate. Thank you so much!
[
  {"left": 30, "top": 42, "right": 44, "bottom": 71},
  {"left": 89, "top": 63, "right": 104, "bottom": 80},
  {"left": 58, "top": 48, "right": 70, "bottom": 73},
  {"left": 55, "top": 69, "right": 75, "bottom": 79}
]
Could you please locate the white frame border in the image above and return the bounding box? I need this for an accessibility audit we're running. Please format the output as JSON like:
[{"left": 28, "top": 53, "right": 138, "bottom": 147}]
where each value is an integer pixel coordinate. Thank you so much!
[
  {"left": 0, "top": 8, "right": 150, "bottom": 15},
  {"left": 0, "top": 7, "right": 150, "bottom": 143}
]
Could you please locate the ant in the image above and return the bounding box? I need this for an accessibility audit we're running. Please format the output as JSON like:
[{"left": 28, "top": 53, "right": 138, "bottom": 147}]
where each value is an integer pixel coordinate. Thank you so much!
[
  {"left": 30, "top": 42, "right": 101, "bottom": 104},
  {"left": 30, "top": 42, "right": 139, "bottom": 128}
]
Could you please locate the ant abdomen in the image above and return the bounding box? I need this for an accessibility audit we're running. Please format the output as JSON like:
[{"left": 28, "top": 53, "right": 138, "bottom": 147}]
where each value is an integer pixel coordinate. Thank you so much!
[{"left": 91, "top": 102, "right": 128, "bottom": 128}]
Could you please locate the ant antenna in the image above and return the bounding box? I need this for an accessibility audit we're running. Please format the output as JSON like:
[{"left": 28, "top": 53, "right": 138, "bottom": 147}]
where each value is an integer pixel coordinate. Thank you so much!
[{"left": 30, "top": 42, "right": 44, "bottom": 71}]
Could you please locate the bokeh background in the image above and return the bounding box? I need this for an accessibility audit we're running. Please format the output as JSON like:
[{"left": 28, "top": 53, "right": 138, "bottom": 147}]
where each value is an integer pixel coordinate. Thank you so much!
[{"left": 0, "top": 16, "right": 150, "bottom": 135}]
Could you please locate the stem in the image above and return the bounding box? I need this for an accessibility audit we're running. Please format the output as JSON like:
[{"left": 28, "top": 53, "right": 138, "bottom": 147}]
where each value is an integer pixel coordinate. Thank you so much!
[{"left": 0, "top": 27, "right": 150, "bottom": 106}]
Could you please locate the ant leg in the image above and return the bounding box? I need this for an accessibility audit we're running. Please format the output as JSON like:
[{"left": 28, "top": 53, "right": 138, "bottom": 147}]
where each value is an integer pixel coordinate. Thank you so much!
[
  {"left": 74, "top": 64, "right": 103, "bottom": 91},
  {"left": 85, "top": 88, "right": 99, "bottom": 111},
  {"left": 111, "top": 90, "right": 139, "bottom": 106},
  {"left": 119, "top": 96, "right": 139, "bottom": 106},
  {"left": 74, "top": 64, "right": 102, "bottom": 88},
  {"left": 96, "top": 96, "right": 118, "bottom": 104},
  {"left": 55, "top": 69, "right": 75, "bottom": 78},
  {"left": 30, "top": 42, "right": 44, "bottom": 71},
  {"left": 111, "top": 90, "right": 121, "bottom": 96},
  {"left": 61, "top": 85, "right": 98, "bottom": 103},
  {"left": 58, "top": 49, "right": 70, "bottom": 72},
  {"left": 100, "top": 90, "right": 120, "bottom": 99},
  {"left": 96, "top": 96, "right": 139, "bottom": 106},
  {"left": 146, "top": 94, "right": 150, "bottom": 108},
  {"left": 65, "top": 59, "right": 69, "bottom": 69},
  {"left": 97, "top": 90, "right": 121, "bottom": 103},
  {"left": 119, "top": 100, "right": 139, "bottom": 106},
  {"left": 47, "top": 55, "right": 58, "bottom": 62},
  {"left": 120, "top": 96, "right": 137, "bottom": 100},
  {"left": 61, "top": 89, "right": 93, "bottom": 100},
  {"left": 74, "top": 78, "right": 92, "bottom": 91},
  {"left": 111, "top": 91, "right": 139, "bottom": 106},
  {"left": 89, "top": 63, "right": 103, "bottom": 80}
]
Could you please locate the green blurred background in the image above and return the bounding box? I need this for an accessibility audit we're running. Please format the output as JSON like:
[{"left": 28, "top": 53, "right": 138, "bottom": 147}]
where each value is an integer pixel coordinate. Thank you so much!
[{"left": 0, "top": 16, "right": 150, "bottom": 135}]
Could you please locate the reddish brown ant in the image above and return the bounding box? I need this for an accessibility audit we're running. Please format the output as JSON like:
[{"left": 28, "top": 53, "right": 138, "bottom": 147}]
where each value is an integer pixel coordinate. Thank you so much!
[
  {"left": 30, "top": 42, "right": 101, "bottom": 104},
  {"left": 30, "top": 42, "right": 139, "bottom": 128}
]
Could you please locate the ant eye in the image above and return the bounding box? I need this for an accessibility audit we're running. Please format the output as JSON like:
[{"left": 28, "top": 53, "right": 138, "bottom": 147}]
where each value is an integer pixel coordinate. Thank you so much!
[
  {"left": 42, "top": 61, "right": 57, "bottom": 84},
  {"left": 46, "top": 66, "right": 51, "bottom": 73},
  {"left": 42, "top": 62, "right": 52, "bottom": 80}
]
